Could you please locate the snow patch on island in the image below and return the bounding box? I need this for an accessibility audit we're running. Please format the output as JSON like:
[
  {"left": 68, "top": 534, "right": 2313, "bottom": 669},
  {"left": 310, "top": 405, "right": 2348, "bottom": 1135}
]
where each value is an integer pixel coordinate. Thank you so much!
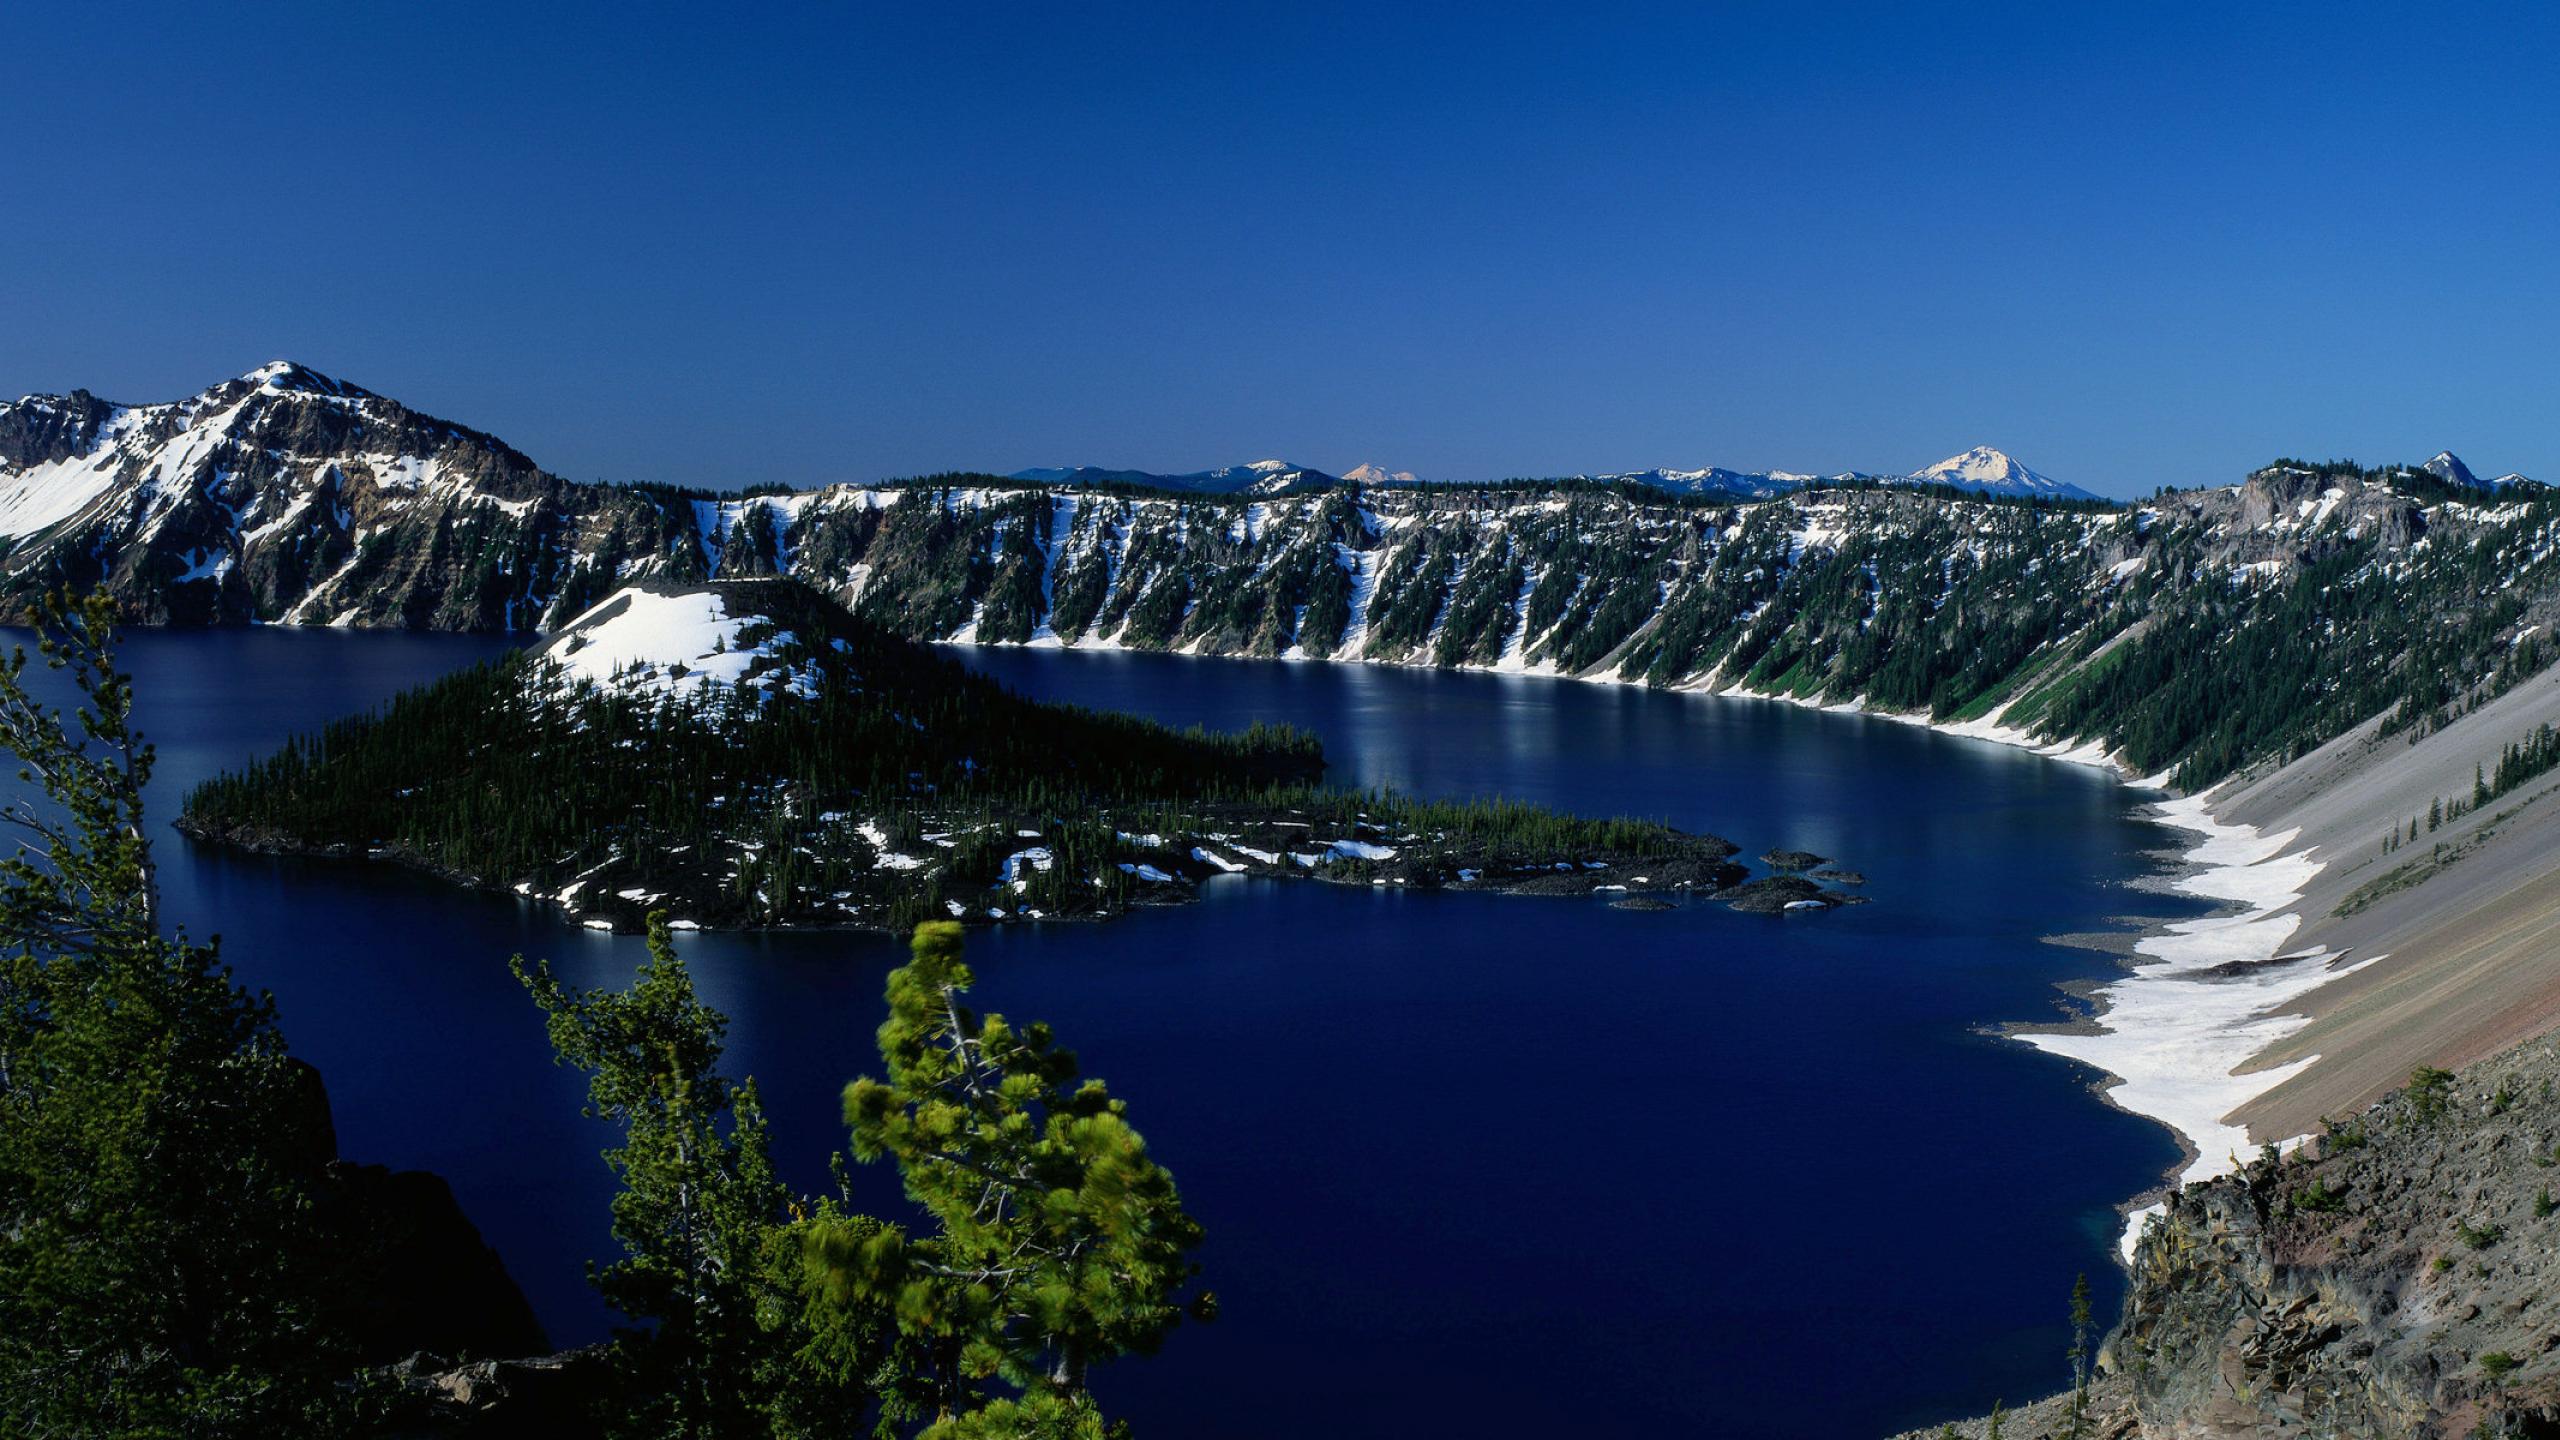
[{"left": 542, "top": 588, "right": 819, "bottom": 702}]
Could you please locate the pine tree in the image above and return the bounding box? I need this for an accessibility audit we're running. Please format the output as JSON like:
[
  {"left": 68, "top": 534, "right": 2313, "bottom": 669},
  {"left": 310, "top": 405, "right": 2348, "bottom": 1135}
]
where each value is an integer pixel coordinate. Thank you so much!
[
  {"left": 829, "top": 921, "right": 1210, "bottom": 1434},
  {"left": 2066, "top": 1271, "right": 2094, "bottom": 1436},
  {"left": 0, "top": 592, "right": 357, "bottom": 1434},
  {"left": 517, "top": 913, "right": 808, "bottom": 1437}
]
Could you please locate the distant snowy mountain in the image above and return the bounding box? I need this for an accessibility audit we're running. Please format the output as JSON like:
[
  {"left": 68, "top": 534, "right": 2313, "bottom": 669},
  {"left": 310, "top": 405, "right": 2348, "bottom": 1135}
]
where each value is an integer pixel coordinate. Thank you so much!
[
  {"left": 1007, "top": 460, "right": 1341, "bottom": 496},
  {"left": 1897, "top": 446, "right": 2096, "bottom": 500},
  {"left": 1340, "top": 462, "right": 1421, "bottom": 485},
  {"left": 1013, "top": 447, "right": 2099, "bottom": 500},
  {"left": 1583, "top": 466, "right": 1823, "bottom": 500},
  {"left": 1583, "top": 448, "right": 2094, "bottom": 502},
  {"left": 2423, "top": 451, "right": 2484, "bottom": 489},
  {"left": 2421, "top": 451, "right": 2541, "bottom": 491}
]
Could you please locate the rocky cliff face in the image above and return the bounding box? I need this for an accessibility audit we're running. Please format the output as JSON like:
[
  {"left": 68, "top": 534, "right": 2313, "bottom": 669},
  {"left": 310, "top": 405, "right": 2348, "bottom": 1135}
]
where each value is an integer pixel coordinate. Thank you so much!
[
  {"left": 1907, "top": 1040, "right": 2560, "bottom": 1439},
  {"left": 2113, "top": 1042, "right": 2560, "bottom": 1439},
  {"left": 0, "top": 363, "right": 699, "bottom": 629},
  {"left": 9, "top": 366, "right": 2560, "bottom": 793},
  {"left": 274, "top": 1059, "right": 547, "bottom": 1368}
]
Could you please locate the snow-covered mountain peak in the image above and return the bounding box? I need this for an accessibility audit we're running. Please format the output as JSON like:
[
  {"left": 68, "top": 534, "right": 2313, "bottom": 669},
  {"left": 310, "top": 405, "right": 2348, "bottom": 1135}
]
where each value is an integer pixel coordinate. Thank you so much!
[
  {"left": 1916, "top": 446, "right": 2032, "bottom": 484},
  {"left": 1341, "top": 462, "right": 1421, "bottom": 485},
  {"left": 234, "top": 360, "right": 366, "bottom": 399},
  {"left": 2423, "top": 451, "right": 2485, "bottom": 488},
  {"left": 1904, "top": 447, "right": 2094, "bottom": 499},
  {"left": 2416, "top": 452, "right": 2545, "bottom": 492},
  {"left": 1244, "top": 458, "right": 1293, "bottom": 473}
]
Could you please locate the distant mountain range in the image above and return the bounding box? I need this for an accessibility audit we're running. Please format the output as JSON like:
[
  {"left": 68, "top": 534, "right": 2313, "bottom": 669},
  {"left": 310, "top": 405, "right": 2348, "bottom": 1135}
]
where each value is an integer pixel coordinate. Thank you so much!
[
  {"left": 1007, "top": 459, "right": 1342, "bottom": 497},
  {"left": 1011, "top": 445, "right": 2557, "bottom": 503},
  {"left": 1, "top": 361, "right": 2546, "bottom": 642},
  {"left": 1013, "top": 445, "right": 2106, "bottom": 500}
]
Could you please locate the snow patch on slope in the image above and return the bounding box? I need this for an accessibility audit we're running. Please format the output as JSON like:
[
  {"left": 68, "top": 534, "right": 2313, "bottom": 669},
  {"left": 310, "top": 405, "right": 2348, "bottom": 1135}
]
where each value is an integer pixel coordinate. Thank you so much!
[{"left": 2024, "top": 798, "right": 2367, "bottom": 1257}]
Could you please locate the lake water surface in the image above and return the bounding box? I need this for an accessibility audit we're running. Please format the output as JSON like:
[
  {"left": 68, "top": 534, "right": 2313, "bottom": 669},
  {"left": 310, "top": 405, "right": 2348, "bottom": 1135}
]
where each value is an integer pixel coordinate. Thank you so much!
[{"left": 95, "top": 630, "right": 2194, "bottom": 1438}]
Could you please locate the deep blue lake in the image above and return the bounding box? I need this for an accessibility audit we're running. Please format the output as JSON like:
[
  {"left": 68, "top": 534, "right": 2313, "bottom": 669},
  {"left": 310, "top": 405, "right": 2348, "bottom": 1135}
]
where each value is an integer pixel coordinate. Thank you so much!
[{"left": 86, "top": 630, "right": 2192, "bottom": 1438}]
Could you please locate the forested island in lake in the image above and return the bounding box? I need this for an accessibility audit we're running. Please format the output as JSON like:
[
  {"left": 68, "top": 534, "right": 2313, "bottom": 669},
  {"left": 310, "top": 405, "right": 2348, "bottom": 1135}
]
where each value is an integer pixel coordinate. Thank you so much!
[{"left": 176, "top": 577, "right": 1813, "bottom": 931}]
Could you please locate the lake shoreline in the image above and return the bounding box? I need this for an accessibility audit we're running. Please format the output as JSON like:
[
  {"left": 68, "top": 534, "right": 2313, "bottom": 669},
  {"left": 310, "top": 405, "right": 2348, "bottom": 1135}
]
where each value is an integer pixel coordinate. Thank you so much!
[
  {"left": 1699, "top": 678, "right": 2346, "bottom": 1259},
  {"left": 171, "top": 809, "right": 1819, "bottom": 934},
  {"left": 952, "top": 634, "right": 2339, "bottom": 1253},
  {"left": 1062, "top": 638, "right": 2346, "bottom": 1263}
]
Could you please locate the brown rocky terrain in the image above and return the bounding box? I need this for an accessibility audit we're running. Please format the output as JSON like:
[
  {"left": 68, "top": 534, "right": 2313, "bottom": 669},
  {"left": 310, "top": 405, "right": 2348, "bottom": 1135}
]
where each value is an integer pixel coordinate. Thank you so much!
[{"left": 1901, "top": 1038, "right": 2560, "bottom": 1438}]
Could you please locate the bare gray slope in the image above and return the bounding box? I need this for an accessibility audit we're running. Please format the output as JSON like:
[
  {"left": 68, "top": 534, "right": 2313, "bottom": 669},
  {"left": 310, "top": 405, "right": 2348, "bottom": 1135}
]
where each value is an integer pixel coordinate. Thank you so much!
[{"left": 2196, "top": 667, "right": 2560, "bottom": 1139}]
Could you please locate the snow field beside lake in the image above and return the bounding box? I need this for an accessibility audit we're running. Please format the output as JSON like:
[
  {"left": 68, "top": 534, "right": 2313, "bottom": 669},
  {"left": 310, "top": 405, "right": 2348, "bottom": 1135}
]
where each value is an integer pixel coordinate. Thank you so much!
[{"left": 2023, "top": 797, "right": 2372, "bottom": 1257}]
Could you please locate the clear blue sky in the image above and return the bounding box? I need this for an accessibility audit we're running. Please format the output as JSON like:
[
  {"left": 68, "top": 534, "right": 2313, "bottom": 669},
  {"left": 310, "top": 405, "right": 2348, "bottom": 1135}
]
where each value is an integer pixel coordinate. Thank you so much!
[{"left": 6, "top": 2, "right": 2557, "bottom": 498}]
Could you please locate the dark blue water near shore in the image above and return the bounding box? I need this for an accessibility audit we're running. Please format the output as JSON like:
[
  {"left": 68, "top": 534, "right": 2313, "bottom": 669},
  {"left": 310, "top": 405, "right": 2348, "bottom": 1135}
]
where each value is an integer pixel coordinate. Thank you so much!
[{"left": 95, "top": 630, "right": 2191, "bottom": 1438}]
